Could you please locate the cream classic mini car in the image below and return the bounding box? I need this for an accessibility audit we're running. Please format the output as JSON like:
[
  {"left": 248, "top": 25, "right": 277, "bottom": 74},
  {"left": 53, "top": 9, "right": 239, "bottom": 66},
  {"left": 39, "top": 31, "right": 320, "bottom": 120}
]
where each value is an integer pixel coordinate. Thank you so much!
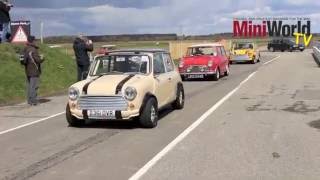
[{"left": 66, "top": 49, "right": 185, "bottom": 128}]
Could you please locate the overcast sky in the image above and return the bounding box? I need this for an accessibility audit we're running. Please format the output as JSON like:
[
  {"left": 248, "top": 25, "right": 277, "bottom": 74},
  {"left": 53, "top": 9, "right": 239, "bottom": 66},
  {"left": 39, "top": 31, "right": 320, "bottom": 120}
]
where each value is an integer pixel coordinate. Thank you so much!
[{"left": 9, "top": 0, "right": 320, "bottom": 37}]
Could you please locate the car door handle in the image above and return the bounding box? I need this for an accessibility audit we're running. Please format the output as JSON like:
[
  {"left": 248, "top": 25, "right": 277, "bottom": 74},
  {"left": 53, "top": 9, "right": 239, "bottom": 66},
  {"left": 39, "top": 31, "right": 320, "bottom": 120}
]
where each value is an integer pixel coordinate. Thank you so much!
[{"left": 168, "top": 77, "right": 172, "bottom": 81}]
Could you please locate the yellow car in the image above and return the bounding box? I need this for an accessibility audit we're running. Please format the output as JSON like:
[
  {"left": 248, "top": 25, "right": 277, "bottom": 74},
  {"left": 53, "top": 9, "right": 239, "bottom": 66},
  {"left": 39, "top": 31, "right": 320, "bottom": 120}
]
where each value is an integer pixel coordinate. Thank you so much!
[{"left": 230, "top": 41, "right": 260, "bottom": 64}]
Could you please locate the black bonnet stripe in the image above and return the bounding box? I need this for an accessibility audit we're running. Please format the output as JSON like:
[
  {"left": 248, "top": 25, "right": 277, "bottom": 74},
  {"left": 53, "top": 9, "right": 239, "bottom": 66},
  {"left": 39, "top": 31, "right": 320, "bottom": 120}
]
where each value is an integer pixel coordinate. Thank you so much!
[
  {"left": 82, "top": 76, "right": 103, "bottom": 95},
  {"left": 115, "top": 74, "right": 135, "bottom": 94}
]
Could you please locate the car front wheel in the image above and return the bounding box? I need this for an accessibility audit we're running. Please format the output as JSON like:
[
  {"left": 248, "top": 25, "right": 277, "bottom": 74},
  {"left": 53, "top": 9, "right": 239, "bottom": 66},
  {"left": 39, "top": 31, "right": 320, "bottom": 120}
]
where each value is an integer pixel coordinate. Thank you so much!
[
  {"left": 213, "top": 68, "right": 220, "bottom": 81},
  {"left": 66, "top": 104, "right": 84, "bottom": 127},
  {"left": 269, "top": 47, "right": 275, "bottom": 52},
  {"left": 139, "top": 97, "right": 158, "bottom": 128}
]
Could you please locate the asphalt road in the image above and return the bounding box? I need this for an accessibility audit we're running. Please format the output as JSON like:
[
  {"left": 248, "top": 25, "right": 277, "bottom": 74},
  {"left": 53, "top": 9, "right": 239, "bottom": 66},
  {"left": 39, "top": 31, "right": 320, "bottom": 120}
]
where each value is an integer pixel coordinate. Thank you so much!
[{"left": 1, "top": 50, "right": 319, "bottom": 180}]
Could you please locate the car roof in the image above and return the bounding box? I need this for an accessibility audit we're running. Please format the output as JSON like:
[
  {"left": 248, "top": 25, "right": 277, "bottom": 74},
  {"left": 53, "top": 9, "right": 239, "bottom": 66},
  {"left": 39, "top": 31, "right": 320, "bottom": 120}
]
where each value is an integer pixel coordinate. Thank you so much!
[
  {"left": 101, "top": 45, "right": 117, "bottom": 48},
  {"left": 189, "top": 43, "right": 223, "bottom": 48},
  {"left": 232, "top": 41, "right": 254, "bottom": 44},
  {"left": 108, "top": 49, "right": 168, "bottom": 54}
]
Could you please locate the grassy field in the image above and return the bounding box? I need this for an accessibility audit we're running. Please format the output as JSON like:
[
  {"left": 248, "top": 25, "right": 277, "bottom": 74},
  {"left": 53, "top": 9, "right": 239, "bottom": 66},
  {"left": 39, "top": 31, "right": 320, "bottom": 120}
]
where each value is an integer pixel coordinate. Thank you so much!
[
  {"left": 0, "top": 43, "right": 77, "bottom": 105},
  {"left": 56, "top": 41, "right": 170, "bottom": 57}
]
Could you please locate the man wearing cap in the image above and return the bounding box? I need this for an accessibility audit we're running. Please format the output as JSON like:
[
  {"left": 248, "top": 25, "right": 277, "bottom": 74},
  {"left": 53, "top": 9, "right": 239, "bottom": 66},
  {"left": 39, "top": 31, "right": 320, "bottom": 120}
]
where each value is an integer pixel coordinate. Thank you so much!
[
  {"left": 23, "top": 36, "right": 45, "bottom": 106},
  {"left": 0, "top": 0, "right": 12, "bottom": 42}
]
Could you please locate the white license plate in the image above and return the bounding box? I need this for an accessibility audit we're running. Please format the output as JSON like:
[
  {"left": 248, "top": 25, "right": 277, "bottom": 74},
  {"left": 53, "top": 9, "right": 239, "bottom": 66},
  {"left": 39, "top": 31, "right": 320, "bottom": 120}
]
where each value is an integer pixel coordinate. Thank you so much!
[
  {"left": 187, "top": 74, "right": 204, "bottom": 79},
  {"left": 88, "top": 110, "right": 116, "bottom": 119}
]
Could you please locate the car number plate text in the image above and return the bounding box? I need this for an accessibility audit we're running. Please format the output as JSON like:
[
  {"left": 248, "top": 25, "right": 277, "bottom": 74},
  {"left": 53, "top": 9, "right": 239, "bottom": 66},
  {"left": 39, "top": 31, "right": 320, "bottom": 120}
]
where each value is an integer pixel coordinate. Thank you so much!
[
  {"left": 187, "top": 74, "right": 204, "bottom": 79},
  {"left": 88, "top": 110, "right": 116, "bottom": 119}
]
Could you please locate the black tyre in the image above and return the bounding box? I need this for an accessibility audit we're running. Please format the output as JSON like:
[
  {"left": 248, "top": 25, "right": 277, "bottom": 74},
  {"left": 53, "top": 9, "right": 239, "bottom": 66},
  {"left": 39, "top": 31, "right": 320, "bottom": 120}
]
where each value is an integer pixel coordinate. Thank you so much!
[
  {"left": 269, "top": 47, "right": 275, "bottom": 52},
  {"left": 181, "top": 75, "right": 186, "bottom": 81},
  {"left": 257, "top": 54, "right": 261, "bottom": 63},
  {"left": 212, "top": 68, "right": 220, "bottom": 81},
  {"left": 250, "top": 57, "right": 256, "bottom": 64},
  {"left": 66, "top": 104, "right": 84, "bottom": 127},
  {"left": 172, "top": 85, "right": 185, "bottom": 109},
  {"left": 300, "top": 49, "right": 304, "bottom": 52},
  {"left": 139, "top": 98, "right": 158, "bottom": 128},
  {"left": 224, "top": 64, "right": 230, "bottom": 76}
]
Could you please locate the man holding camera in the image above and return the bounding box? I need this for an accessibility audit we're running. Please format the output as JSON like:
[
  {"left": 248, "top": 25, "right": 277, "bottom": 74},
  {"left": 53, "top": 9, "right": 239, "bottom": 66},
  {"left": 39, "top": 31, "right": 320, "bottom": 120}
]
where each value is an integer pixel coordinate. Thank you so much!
[
  {"left": 73, "top": 34, "right": 93, "bottom": 81},
  {"left": 0, "top": 0, "right": 12, "bottom": 42},
  {"left": 22, "top": 36, "right": 45, "bottom": 106}
]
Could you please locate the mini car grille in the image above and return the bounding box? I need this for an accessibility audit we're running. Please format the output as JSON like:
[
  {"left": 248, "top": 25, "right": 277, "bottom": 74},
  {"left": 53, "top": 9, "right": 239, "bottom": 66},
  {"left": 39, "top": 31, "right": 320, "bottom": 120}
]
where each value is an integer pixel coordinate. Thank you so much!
[
  {"left": 187, "top": 65, "right": 208, "bottom": 73},
  {"left": 78, "top": 96, "right": 128, "bottom": 111}
]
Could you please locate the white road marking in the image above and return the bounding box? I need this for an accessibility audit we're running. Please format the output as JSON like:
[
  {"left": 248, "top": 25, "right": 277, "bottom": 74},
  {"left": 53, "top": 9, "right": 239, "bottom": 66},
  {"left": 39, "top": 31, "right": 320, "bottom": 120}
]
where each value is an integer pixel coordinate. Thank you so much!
[
  {"left": 263, "top": 55, "right": 281, "bottom": 65},
  {"left": 0, "top": 112, "right": 65, "bottom": 136},
  {"left": 129, "top": 71, "right": 258, "bottom": 180}
]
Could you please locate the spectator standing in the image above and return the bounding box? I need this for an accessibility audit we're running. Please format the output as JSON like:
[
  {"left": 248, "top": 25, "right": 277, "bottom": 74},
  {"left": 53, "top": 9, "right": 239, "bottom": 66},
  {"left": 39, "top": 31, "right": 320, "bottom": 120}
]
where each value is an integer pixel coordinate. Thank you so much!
[
  {"left": 0, "top": 0, "right": 12, "bottom": 42},
  {"left": 22, "top": 36, "right": 45, "bottom": 106},
  {"left": 73, "top": 34, "right": 93, "bottom": 81}
]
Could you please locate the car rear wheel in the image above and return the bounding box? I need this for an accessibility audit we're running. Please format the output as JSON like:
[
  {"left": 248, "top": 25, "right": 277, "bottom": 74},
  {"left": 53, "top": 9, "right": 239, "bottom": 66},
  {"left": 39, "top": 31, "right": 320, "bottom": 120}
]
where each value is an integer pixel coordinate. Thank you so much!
[
  {"left": 300, "top": 49, "right": 304, "bottom": 52},
  {"left": 66, "top": 104, "right": 84, "bottom": 127},
  {"left": 139, "top": 97, "right": 158, "bottom": 128},
  {"left": 224, "top": 64, "right": 230, "bottom": 76},
  {"left": 172, "top": 85, "right": 185, "bottom": 109}
]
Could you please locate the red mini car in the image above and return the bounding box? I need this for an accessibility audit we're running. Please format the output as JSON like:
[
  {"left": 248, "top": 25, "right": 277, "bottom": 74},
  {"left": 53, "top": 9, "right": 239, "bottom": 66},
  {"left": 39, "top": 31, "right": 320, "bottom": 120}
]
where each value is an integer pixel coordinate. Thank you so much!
[
  {"left": 96, "top": 45, "right": 117, "bottom": 55},
  {"left": 179, "top": 43, "right": 230, "bottom": 81}
]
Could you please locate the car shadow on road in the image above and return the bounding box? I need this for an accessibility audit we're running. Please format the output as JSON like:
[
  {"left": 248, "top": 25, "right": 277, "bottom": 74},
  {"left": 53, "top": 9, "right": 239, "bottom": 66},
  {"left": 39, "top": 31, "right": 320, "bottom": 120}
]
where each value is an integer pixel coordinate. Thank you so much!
[{"left": 77, "top": 106, "right": 175, "bottom": 130}]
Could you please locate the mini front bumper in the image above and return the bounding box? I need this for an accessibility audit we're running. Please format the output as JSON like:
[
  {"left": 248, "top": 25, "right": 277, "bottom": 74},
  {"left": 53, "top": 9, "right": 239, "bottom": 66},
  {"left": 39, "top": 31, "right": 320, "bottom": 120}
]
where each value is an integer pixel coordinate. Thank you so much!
[
  {"left": 69, "top": 102, "right": 140, "bottom": 120},
  {"left": 180, "top": 71, "right": 216, "bottom": 76}
]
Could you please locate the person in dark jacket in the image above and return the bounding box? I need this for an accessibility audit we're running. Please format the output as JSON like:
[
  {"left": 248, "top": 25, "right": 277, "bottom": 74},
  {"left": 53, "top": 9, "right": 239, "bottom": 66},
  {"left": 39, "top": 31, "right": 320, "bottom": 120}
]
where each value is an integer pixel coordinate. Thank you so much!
[
  {"left": 73, "top": 35, "right": 93, "bottom": 81},
  {"left": 0, "top": 0, "right": 12, "bottom": 42},
  {"left": 23, "top": 36, "right": 45, "bottom": 106}
]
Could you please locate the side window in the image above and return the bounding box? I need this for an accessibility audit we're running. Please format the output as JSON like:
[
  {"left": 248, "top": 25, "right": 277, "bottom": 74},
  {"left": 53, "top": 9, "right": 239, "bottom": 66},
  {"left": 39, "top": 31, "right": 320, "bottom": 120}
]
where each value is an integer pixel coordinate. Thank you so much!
[
  {"left": 163, "top": 53, "right": 174, "bottom": 72},
  {"left": 221, "top": 47, "right": 226, "bottom": 56},
  {"left": 217, "top": 47, "right": 222, "bottom": 56},
  {"left": 153, "top": 53, "right": 166, "bottom": 74}
]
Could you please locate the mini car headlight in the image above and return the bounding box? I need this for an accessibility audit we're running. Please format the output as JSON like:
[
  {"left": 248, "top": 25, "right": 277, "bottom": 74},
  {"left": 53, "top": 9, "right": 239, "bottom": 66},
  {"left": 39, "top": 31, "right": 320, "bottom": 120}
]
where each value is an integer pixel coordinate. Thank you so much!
[
  {"left": 124, "top": 87, "right": 137, "bottom": 101},
  {"left": 208, "top": 60, "right": 213, "bottom": 67},
  {"left": 69, "top": 87, "right": 80, "bottom": 101},
  {"left": 179, "top": 61, "right": 184, "bottom": 68}
]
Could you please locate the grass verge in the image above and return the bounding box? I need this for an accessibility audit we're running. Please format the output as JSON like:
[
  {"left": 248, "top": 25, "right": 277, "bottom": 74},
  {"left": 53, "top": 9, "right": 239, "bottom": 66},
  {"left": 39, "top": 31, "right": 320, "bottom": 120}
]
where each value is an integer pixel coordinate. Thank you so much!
[{"left": 0, "top": 43, "right": 76, "bottom": 105}]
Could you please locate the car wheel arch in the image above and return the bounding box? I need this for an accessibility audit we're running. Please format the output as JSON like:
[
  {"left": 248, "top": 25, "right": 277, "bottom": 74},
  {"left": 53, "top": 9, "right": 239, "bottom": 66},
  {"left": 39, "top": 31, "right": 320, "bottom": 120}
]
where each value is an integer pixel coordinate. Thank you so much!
[{"left": 139, "top": 92, "right": 158, "bottom": 114}]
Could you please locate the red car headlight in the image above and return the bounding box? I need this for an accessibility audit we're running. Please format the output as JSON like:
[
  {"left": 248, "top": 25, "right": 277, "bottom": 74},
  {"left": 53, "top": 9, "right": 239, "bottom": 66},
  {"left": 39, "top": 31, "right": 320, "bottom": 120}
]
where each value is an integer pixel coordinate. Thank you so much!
[
  {"left": 208, "top": 60, "right": 214, "bottom": 67},
  {"left": 179, "top": 61, "right": 184, "bottom": 68}
]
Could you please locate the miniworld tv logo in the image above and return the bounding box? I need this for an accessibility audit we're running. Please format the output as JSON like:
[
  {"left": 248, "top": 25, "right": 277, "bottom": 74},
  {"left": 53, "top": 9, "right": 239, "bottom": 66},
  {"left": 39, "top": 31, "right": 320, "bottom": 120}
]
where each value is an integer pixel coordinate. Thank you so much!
[{"left": 233, "top": 17, "right": 313, "bottom": 46}]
